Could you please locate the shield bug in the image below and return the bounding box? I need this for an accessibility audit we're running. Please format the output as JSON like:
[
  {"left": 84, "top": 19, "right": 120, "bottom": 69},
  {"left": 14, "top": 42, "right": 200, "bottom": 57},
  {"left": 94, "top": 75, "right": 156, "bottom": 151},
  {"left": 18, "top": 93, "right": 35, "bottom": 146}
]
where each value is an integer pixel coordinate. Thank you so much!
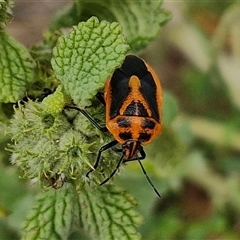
[{"left": 68, "top": 55, "right": 163, "bottom": 197}]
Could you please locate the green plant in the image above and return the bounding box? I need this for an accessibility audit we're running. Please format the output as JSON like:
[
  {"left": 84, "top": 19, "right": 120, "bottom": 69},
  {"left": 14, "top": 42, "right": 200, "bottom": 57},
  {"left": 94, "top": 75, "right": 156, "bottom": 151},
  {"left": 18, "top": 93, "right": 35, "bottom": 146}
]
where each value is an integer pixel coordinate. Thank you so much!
[
  {"left": 3, "top": 1, "right": 240, "bottom": 240},
  {"left": 0, "top": 1, "right": 171, "bottom": 239}
]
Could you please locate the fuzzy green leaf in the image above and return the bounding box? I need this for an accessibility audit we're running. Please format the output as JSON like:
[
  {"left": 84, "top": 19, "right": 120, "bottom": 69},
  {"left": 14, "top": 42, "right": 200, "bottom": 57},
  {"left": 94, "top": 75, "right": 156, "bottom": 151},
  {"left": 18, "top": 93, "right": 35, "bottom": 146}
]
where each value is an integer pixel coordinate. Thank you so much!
[
  {"left": 42, "top": 85, "right": 68, "bottom": 115},
  {"left": 7, "top": 99, "right": 97, "bottom": 186},
  {"left": 50, "top": 0, "right": 171, "bottom": 52},
  {"left": 51, "top": 16, "right": 129, "bottom": 107},
  {"left": 80, "top": 185, "right": 143, "bottom": 240},
  {"left": 0, "top": 32, "right": 36, "bottom": 103},
  {"left": 22, "top": 187, "right": 78, "bottom": 240},
  {"left": 0, "top": 0, "right": 14, "bottom": 29}
]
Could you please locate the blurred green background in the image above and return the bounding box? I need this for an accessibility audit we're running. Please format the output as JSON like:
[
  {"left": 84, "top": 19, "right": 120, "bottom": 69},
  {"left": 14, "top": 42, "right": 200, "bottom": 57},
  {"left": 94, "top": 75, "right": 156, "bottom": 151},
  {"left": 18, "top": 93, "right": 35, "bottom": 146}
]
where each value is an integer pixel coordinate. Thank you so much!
[{"left": 1, "top": 1, "right": 240, "bottom": 239}]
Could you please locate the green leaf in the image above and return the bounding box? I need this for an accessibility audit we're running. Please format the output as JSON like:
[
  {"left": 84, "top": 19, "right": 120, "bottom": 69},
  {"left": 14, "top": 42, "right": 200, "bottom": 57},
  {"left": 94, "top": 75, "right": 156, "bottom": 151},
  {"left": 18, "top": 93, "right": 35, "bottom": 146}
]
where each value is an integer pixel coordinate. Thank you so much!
[
  {"left": 50, "top": 0, "right": 171, "bottom": 53},
  {"left": 22, "top": 185, "right": 143, "bottom": 240},
  {"left": 51, "top": 16, "right": 129, "bottom": 107},
  {"left": 22, "top": 187, "right": 78, "bottom": 240},
  {"left": 0, "top": 32, "right": 36, "bottom": 103},
  {"left": 0, "top": 0, "right": 14, "bottom": 29},
  {"left": 80, "top": 185, "right": 143, "bottom": 240}
]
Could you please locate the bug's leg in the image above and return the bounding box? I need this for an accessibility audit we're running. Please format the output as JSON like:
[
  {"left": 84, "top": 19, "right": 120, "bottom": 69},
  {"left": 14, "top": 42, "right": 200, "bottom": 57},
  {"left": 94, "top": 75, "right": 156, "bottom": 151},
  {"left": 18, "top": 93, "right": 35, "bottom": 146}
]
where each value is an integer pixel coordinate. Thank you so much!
[
  {"left": 99, "top": 154, "right": 125, "bottom": 186},
  {"left": 65, "top": 105, "right": 107, "bottom": 132},
  {"left": 96, "top": 92, "right": 105, "bottom": 106},
  {"left": 86, "top": 140, "right": 118, "bottom": 178}
]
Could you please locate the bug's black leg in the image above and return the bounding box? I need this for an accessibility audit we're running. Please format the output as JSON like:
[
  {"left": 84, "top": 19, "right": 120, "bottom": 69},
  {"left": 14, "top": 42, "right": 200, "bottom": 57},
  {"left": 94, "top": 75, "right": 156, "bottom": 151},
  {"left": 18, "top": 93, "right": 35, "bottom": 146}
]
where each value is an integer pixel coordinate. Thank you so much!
[
  {"left": 96, "top": 92, "right": 105, "bottom": 106},
  {"left": 99, "top": 154, "right": 125, "bottom": 186},
  {"left": 86, "top": 140, "right": 118, "bottom": 178},
  {"left": 113, "top": 148, "right": 123, "bottom": 153},
  {"left": 65, "top": 105, "right": 108, "bottom": 132}
]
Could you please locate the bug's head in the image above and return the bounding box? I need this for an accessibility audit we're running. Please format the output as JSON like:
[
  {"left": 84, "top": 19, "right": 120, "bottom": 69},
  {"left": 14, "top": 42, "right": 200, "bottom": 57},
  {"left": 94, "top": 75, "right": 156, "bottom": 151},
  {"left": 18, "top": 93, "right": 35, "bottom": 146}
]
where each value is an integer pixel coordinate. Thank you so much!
[{"left": 122, "top": 140, "right": 142, "bottom": 159}]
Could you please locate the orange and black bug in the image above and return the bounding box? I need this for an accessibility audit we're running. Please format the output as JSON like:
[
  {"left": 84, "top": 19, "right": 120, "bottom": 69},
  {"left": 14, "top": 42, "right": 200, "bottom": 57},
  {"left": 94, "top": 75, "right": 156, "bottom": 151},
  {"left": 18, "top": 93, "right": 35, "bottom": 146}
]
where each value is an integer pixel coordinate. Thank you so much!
[{"left": 67, "top": 55, "right": 163, "bottom": 197}]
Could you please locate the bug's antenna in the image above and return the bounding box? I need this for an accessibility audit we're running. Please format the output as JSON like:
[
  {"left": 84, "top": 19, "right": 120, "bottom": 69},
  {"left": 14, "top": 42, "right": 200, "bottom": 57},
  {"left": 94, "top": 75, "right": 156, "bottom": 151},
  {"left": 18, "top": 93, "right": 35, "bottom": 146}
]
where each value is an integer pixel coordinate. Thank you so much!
[{"left": 137, "top": 159, "right": 161, "bottom": 198}]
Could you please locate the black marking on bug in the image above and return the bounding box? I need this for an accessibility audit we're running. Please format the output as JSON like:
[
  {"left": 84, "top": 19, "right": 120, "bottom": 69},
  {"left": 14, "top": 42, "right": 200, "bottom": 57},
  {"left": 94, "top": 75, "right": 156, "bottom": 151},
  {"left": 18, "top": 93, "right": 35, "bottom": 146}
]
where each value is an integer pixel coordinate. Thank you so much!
[
  {"left": 121, "top": 55, "right": 160, "bottom": 122},
  {"left": 141, "top": 119, "right": 156, "bottom": 129},
  {"left": 109, "top": 55, "right": 160, "bottom": 121},
  {"left": 123, "top": 100, "right": 149, "bottom": 117},
  {"left": 119, "top": 132, "right": 132, "bottom": 141},
  {"left": 139, "top": 73, "right": 160, "bottom": 122},
  {"left": 109, "top": 70, "right": 130, "bottom": 119},
  {"left": 117, "top": 117, "right": 131, "bottom": 128},
  {"left": 139, "top": 132, "right": 152, "bottom": 142}
]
